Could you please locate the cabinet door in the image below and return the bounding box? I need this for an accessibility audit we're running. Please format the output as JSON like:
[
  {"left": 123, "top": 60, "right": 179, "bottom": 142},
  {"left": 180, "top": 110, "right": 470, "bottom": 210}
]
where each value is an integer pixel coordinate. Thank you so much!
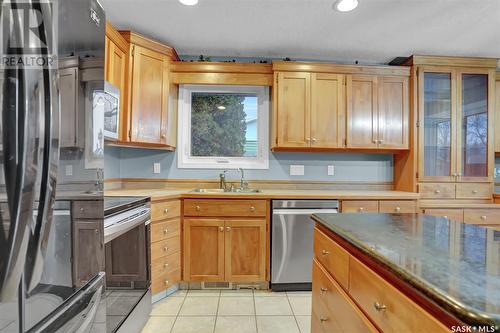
[
  {"left": 378, "top": 76, "right": 409, "bottom": 149},
  {"left": 457, "top": 70, "right": 493, "bottom": 182},
  {"left": 276, "top": 72, "right": 311, "bottom": 147},
  {"left": 346, "top": 75, "right": 378, "bottom": 149},
  {"left": 130, "top": 45, "right": 169, "bottom": 144},
  {"left": 59, "top": 67, "right": 81, "bottom": 148},
  {"left": 72, "top": 220, "right": 104, "bottom": 288},
  {"left": 310, "top": 73, "right": 345, "bottom": 148},
  {"left": 184, "top": 219, "right": 225, "bottom": 281},
  {"left": 224, "top": 219, "right": 266, "bottom": 282},
  {"left": 495, "top": 79, "right": 500, "bottom": 154},
  {"left": 418, "top": 69, "right": 457, "bottom": 182}
]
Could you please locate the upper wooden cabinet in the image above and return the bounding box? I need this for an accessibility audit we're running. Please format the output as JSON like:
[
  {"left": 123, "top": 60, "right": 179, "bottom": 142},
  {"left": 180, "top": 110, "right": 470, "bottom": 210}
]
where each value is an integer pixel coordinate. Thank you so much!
[
  {"left": 105, "top": 23, "right": 179, "bottom": 149},
  {"left": 495, "top": 73, "right": 500, "bottom": 154},
  {"left": 272, "top": 61, "right": 409, "bottom": 151}
]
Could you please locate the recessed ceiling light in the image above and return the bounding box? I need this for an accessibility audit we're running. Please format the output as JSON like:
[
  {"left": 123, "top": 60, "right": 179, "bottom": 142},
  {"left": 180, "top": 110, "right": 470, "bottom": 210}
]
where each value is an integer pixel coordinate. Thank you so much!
[
  {"left": 179, "top": 0, "right": 198, "bottom": 6},
  {"left": 217, "top": 105, "right": 226, "bottom": 110},
  {"left": 334, "top": 0, "right": 358, "bottom": 12}
]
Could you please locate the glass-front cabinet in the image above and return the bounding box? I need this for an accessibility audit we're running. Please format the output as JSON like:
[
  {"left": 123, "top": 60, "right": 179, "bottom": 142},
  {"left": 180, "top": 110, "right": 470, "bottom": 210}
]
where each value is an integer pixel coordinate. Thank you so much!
[{"left": 418, "top": 67, "right": 494, "bottom": 183}]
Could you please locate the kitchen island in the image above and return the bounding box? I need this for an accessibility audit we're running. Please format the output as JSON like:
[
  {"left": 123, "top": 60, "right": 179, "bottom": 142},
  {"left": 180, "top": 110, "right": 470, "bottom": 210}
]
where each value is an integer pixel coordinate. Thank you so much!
[{"left": 311, "top": 213, "right": 500, "bottom": 333}]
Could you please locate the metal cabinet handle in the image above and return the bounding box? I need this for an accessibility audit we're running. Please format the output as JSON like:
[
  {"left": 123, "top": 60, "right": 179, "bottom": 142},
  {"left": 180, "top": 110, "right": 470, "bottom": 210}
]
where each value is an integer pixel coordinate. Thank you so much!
[
  {"left": 374, "top": 302, "right": 387, "bottom": 312},
  {"left": 164, "top": 263, "right": 169, "bottom": 268},
  {"left": 395, "top": 207, "right": 401, "bottom": 213},
  {"left": 378, "top": 140, "right": 384, "bottom": 144},
  {"left": 320, "top": 287, "right": 328, "bottom": 294},
  {"left": 164, "top": 208, "right": 169, "bottom": 214},
  {"left": 443, "top": 216, "right": 448, "bottom": 220},
  {"left": 472, "top": 190, "right": 478, "bottom": 194},
  {"left": 195, "top": 205, "right": 201, "bottom": 211},
  {"left": 481, "top": 215, "right": 487, "bottom": 221},
  {"left": 163, "top": 229, "right": 168, "bottom": 234},
  {"left": 320, "top": 317, "right": 328, "bottom": 323},
  {"left": 434, "top": 190, "right": 441, "bottom": 194},
  {"left": 163, "top": 247, "right": 168, "bottom": 252},
  {"left": 164, "top": 280, "right": 169, "bottom": 286},
  {"left": 358, "top": 207, "right": 364, "bottom": 212},
  {"left": 250, "top": 206, "right": 256, "bottom": 212},
  {"left": 372, "top": 139, "right": 378, "bottom": 144},
  {"left": 312, "top": 138, "right": 317, "bottom": 143},
  {"left": 226, "top": 226, "right": 231, "bottom": 232},
  {"left": 219, "top": 226, "right": 224, "bottom": 232},
  {"left": 80, "top": 207, "right": 84, "bottom": 212},
  {"left": 161, "top": 134, "right": 166, "bottom": 139},
  {"left": 94, "top": 229, "right": 98, "bottom": 234},
  {"left": 322, "top": 250, "right": 330, "bottom": 256},
  {"left": 306, "top": 138, "right": 311, "bottom": 142}
]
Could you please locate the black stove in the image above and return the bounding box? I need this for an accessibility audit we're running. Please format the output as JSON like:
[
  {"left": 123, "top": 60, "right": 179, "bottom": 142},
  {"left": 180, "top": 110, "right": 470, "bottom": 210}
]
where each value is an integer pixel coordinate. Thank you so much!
[{"left": 104, "top": 196, "right": 150, "bottom": 216}]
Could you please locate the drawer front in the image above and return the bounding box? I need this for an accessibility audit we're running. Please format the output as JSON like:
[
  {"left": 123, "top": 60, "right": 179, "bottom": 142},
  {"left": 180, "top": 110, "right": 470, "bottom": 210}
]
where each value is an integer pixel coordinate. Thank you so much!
[
  {"left": 464, "top": 209, "right": 500, "bottom": 225},
  {"left": 349, "top": 257, "right": 448, "bottom": 333},
  {"left": 152, "top": 200, "right": 181, "bottom": 221},
  {"left": 151, "top": 252, "right": 181, "bottom": 278},
  {"left": 151, "top": 267, "right": 181, "bottom": 294},
  {"left": 72, "top": 201, "right": 103, "bottom": 219},
  {"left": 341, "top": 201, "right": 378, "bottom": 213},
  {"left": 379, "top": 201, "right": 416, "bottom": 214},
  {"left": 422, "top": 209, "right": 464, "bottom": 223},
  {"left": 313, "top": 227, "right": 349, "bottom": 289},
  {"left": 151, "top": 237, "right": 181, "bottom": 261},
  {"left": 151, "top": 218, "right": 180, "bottom": 243},
  {"left": 184, "top": 199, "right": 266, "bottom": 217},
  {"left": 419, "top": 183, "right": 455, "bottom": 199},
  {"left": 456, "top": 183, "right": 492, "bottom": 200},
  {"left": 312, "top": 259, "right": 378, "bottom": 333}
]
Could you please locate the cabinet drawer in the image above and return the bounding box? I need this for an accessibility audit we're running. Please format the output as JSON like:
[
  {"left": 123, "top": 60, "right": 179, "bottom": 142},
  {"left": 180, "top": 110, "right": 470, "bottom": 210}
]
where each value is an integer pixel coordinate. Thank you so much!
[
  {"left": 151, "top": 218, "right": 180, "bottom": 243},
  {"left": 184, "top": 199, "right": 266, "bottom": 217},
  {"left": 379, "top": 201, "right": 416, "bottom": 214},
  {"left": 419, "top": 183, "right": 455, "bottom": 199},
  {"left": 464, "top": 209, "right": 500, "bottom": 225},
  {"left": 151, "top": 267, "right": 181, "bottom": 294},
  {"left": 313, "top": 227, "right": 349, "bottom": 289},
  {"left": 341, "top": 201, "right": 378, "bottom": 213},
  {"left": 349, "top": 257, "right": 448, "bottom": 333},
  {"left": 312, "top": 260, "right": 378, "bottom": 333},
  {"left": 151, "top": 237, "right": 180, "bottom": 261},
  {"left": 152, "top": 200, "right": 180, "bottom": 221},
  {"left": 151, "top": 252, "right": 181, "bottom": 278},
  {"left": 422, "top": 209, "right": 464, "bottom": 223},
  {"left": 456, "top": 183, "right": 492, "bottom": 199},
  {"left": 72, "top": 201, "right": 104, "bottom": 219}
]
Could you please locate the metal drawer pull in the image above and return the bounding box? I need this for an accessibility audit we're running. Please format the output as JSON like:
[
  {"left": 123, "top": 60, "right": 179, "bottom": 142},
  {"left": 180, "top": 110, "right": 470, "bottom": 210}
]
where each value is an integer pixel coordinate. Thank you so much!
[
  {"left": 226, "top": 226, "right": 231, "bottom": 232},
  {"left": 164, "top": 263, "right": 169, "bottom": 268},
  {"left": 374, "top": 302, "right": 387, "bottom": 312},
  {"left": 219, "top": 226, "right": 224, "bottom": 232},
  {"left": 195, "top": 205, "right": 201, "bottom": 211},
  {"left": 395, "top": 207, "right": 401, "bottom": 213},
  {"left": 80, "top": 207, "right": 85, "bottom": 212},
  {"left": 164, "top": 280, "right": 169, "bottom": 286},
  {"left": 443, "top": 216, "right": 448, "bottom": 220},
  {"left": 320, "top": 317, "right": 328, "bottom": 323},
  {"left": 358, "top": 207, "right": 364, "bottom": 212},
  {"left": 472, "top": 190, "right": 478, "bottom": 194},
  {"left": 434, "top": 190, "right": 441, "bottom": 194},
  {"left": 481, "top": 216, "right": 487, "bottom": 221},
  {"left": 163, "top": 247, "right": 168, "bottom": 252},
  {"left": 164, "top": 208, "right": 169, "bottom": 214},
  {"left": 250, "top": 206, "right": 256, "bottom": 212},
  {"left": 322, "top": 250, "right": 330, "bottom": 256},
  {"left": 312, "top": 138, "right": 317, "bottom": 143},
  {"left": 94, "top": 229, "right": 99, "bottom": 234},
  {"left": 320, "top": 287, "right": 328, "bottom": 294},
  {"left": 164, "top": 229, "right": 168, "bottom": 234}
]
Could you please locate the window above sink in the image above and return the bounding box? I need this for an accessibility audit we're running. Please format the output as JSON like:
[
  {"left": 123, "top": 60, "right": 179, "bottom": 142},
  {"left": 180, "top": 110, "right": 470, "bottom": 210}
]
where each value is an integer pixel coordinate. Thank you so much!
[{"left": 178, "top": 85, "right": 270, "bottom": 169}]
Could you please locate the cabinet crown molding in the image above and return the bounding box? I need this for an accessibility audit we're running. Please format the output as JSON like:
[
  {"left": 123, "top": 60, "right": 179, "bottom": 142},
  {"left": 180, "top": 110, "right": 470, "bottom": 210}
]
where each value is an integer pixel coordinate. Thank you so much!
[
  {"left": 119, "top": 30, "right": 179, "bottom": 60},
  {"left": 403, "top": 55, "right": 499, "bottom": 68}
]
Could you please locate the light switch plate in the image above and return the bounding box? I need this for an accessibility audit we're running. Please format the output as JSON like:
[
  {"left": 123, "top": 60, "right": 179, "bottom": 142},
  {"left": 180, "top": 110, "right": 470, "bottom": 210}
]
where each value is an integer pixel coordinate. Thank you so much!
[
  {"left": 153, "top": 163, "right": 161, "bottom": 174},
  {"left": 328, "top": 165, "right": 335, "bottom": 176},
  {"left": 290, "top": 165, "right": 305, "bottom": 176},
  {"left": 65, "top": 165, "right": 73, "bottom": 176}
]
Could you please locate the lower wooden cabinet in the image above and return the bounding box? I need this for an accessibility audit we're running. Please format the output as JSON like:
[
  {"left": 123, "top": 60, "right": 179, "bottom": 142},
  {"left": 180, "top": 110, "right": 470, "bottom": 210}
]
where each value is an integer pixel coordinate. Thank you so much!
[
  {"left": 421, "top": 209, "right": 464, "bottom": 223},
  {"left": 341, "top": 200, "right": 417, "bottom": 213},
  {"left": 422, "top": 208, "right": 500, "bottom": 226},
  {"left": 419, "top": 182, "right": 493, "bottom": 200},
  {"left": 150, "top": 199, "right": 181, "bottom": 295},
  {"left": 184, "top": 218, "right": 266, "bottom": 282}
]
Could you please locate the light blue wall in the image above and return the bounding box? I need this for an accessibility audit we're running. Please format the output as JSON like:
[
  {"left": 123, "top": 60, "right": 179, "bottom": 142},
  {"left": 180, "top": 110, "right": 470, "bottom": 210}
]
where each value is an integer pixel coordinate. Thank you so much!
[{"left": 104, "top": 146, "right": 393, "bottom": 182}]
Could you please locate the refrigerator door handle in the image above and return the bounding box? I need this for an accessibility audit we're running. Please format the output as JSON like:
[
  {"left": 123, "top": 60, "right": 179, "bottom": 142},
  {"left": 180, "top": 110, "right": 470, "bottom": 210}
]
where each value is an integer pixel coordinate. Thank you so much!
[{"left": 23, "top": 0, "right": 60, "bottom": 292}]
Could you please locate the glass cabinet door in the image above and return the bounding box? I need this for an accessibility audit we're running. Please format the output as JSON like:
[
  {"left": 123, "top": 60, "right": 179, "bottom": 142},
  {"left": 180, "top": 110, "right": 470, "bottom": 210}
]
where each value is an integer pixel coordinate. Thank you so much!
[
  {"left": 458, "top": 73, "right": 489, "bottom": 180},
  {"left": 421, "top": 72, "right": 455, "bottom": 181}
]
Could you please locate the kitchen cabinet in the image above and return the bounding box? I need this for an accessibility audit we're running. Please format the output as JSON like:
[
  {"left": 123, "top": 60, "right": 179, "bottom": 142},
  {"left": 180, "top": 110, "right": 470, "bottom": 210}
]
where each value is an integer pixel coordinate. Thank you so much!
[
  {"left": 341, "top": 200, "right": 417, "bottom": 213},
  {"left": 274, "top": 71, "right": 345, "bottom": 149},
  {"left": 183, "top": 199, "right": 268, "bottom": 282},
  {"left": 413, "top": 59, "right": 496, "bottom": 201},
  {"left": 495, "top": 74, "right": 500, "bottom": 153},
  {"left": 150, "top": 199, "right": 181, "bottom": 295},
  {"left": 422, "top": 207, "right": 500, "bottom": 226}
]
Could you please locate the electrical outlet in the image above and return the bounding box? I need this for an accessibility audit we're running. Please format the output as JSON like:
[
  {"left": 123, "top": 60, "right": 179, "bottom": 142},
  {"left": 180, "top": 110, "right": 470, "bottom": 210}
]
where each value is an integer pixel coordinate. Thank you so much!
[
  {"left": 328, "top": 165, "right": 335, "bottom": 176},
  {"left": 290, "top": 165, "right": 305, "bottom": 176},
  {"left": 153, "top": 163, "right": 161, "bottom": 174},
  {"left": 65, "top": 165, "right": 73, "bottom": 176}
]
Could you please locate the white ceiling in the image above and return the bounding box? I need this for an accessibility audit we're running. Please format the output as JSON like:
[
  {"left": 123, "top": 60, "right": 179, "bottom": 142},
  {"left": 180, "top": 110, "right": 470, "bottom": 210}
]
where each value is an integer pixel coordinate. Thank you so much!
[{"left": 100, "top": 0, "right": 500, "bottom": 66}]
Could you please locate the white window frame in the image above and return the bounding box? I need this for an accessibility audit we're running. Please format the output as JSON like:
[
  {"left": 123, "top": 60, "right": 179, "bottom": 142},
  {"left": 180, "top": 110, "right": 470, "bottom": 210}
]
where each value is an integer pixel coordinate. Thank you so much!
[{"left": 178, "top": 84, "right": 269, "bottom": 169}]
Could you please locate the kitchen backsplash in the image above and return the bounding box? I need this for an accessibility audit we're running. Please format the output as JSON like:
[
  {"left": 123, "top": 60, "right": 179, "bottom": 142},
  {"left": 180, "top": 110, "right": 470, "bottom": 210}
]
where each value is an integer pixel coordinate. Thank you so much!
[{"left": 104, "top": 146, "right": 393, "bottom": 183}]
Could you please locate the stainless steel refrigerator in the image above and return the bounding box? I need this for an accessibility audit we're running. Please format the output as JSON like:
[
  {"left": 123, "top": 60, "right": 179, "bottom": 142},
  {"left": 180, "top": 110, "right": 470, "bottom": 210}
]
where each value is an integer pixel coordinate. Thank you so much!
[{"left": 0, "top": 0, "right": 106, "bottom": 332}]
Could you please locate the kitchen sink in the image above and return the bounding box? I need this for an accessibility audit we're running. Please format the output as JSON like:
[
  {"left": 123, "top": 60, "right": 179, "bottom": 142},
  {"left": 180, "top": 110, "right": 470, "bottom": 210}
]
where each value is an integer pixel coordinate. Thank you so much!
[{"left": 192, "top": 188, "right": 262, "bottom": 193}]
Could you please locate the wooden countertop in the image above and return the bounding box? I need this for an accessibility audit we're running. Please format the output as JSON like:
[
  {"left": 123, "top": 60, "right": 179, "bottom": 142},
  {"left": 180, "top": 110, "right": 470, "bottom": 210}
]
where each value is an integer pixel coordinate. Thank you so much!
[{"left": 105, "top": 188, "right": 421, "bottom": 200}]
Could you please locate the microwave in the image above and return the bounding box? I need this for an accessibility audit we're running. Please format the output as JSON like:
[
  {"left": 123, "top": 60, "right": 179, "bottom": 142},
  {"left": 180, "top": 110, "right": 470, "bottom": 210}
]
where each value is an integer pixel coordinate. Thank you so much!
[{"left": 100, "top": 81, "right": 120, "bottom": 140}]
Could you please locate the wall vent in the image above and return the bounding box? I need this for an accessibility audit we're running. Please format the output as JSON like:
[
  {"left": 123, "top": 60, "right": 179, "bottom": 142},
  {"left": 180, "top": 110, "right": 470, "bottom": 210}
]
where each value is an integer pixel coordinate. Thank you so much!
[{"left": 201, "top": 282, "right": 232, "bottom": 290}]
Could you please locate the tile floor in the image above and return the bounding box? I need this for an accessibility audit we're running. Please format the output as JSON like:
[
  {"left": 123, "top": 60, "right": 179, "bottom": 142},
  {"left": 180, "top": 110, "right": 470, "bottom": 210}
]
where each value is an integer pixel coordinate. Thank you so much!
[{"left": 141, "top": 289, "right": 312, "bottom": 333}]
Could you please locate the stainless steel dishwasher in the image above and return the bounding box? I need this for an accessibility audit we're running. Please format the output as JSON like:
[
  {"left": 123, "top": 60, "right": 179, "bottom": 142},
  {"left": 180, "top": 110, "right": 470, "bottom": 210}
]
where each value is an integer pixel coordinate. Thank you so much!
[{"left": 271, "top": 200, "right": 339, "bottom": 291}]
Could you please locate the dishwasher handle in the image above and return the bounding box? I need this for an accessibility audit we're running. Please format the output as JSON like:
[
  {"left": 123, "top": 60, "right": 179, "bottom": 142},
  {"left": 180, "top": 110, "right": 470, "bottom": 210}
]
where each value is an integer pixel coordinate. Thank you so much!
[{"left": 272, "top": 209, "right": 338, "bottom": 215}]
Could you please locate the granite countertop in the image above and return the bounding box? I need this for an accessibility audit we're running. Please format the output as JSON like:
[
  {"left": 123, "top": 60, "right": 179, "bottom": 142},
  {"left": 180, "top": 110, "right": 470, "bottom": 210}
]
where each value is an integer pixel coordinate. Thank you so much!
[
  {"left": 312, "top": 213, "right": 500, "bottom": 328},
  {"left": 104, "top": 188, "right": 420, "bottom": 200}
]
